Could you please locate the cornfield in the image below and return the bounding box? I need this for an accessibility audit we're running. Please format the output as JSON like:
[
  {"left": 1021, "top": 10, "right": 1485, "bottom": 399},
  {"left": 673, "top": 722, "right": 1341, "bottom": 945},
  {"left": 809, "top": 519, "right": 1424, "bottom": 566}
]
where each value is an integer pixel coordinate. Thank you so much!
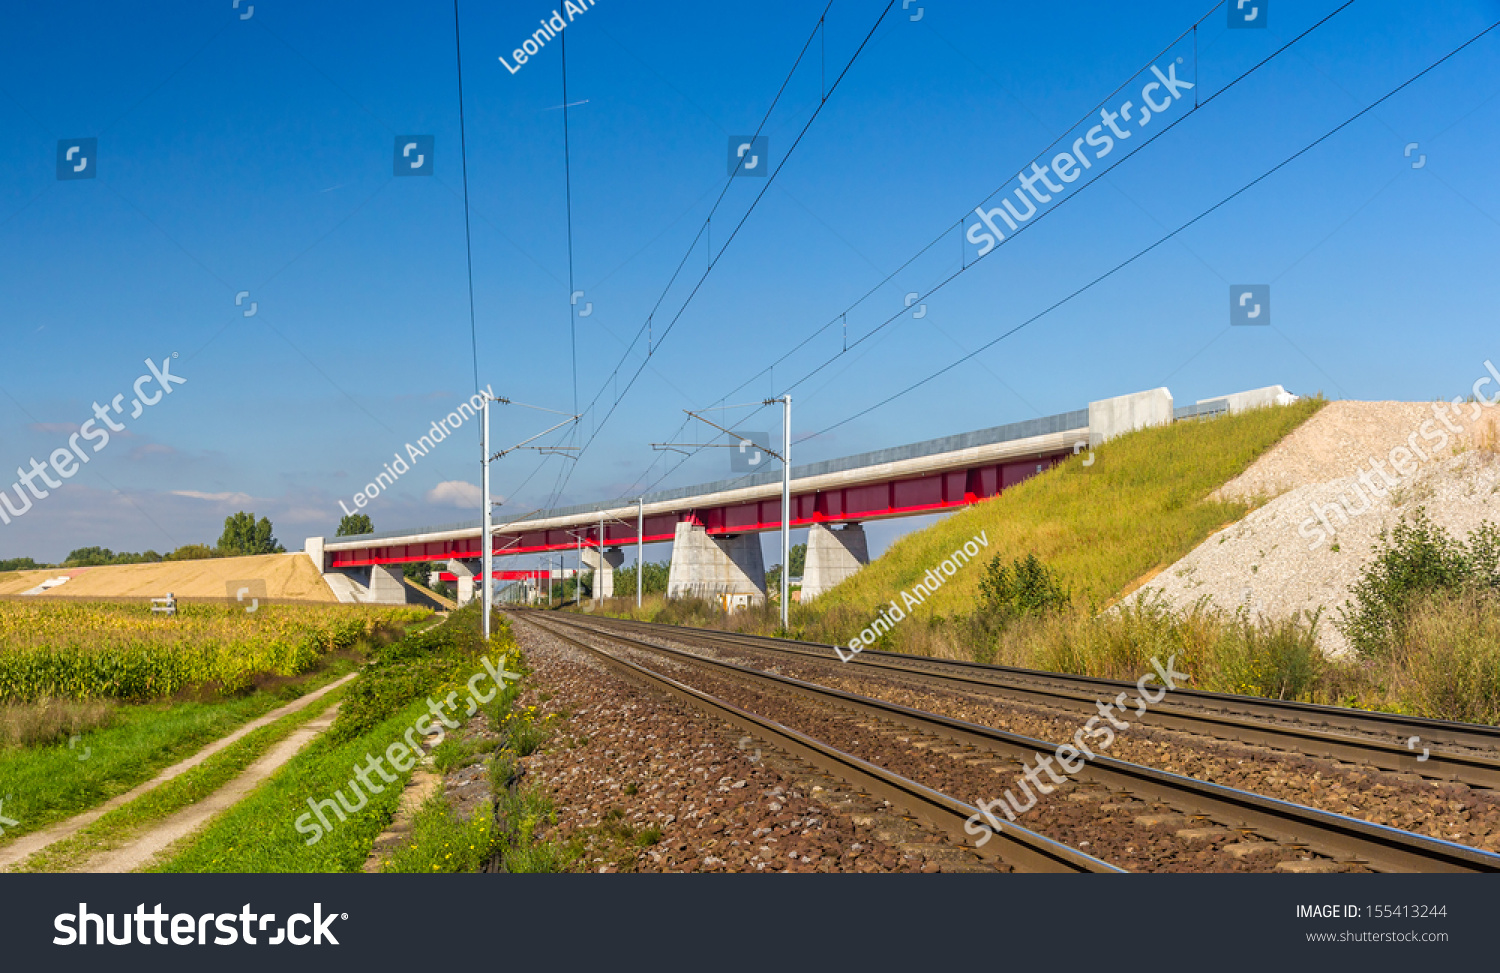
[{"left": 0, "top": 602, "right": 429, "bottom": 702}]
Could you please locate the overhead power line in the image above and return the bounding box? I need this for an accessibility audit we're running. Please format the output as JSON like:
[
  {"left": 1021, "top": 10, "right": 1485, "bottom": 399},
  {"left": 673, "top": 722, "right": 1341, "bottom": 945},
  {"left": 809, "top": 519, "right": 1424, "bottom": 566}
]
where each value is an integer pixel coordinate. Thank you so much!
[{"left": 799, "top": 16, "right": 1500, "bottom": 444}]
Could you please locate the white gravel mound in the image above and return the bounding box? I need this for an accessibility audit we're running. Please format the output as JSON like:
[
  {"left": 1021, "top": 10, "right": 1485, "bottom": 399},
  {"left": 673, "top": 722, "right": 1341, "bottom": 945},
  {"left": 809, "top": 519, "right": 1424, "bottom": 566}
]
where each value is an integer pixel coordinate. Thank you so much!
[{"left": 1137, "top": 400, "right": 1500, "bottom": 657}]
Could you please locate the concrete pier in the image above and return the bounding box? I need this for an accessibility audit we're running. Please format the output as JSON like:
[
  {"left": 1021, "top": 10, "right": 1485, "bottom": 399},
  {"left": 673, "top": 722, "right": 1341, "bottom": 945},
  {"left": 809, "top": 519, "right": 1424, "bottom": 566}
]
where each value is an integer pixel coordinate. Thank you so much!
[
  {"left": 447, "top": 559, "right": 476, "bottom": 606},
  {"left": 581, "top": 547, "right": 625, "bottom": 599},
  {"left": 368, "top": 564, "right": 407, "bottom": 604},
  {"left": 800, "top": 522, "right": 869, "bottom": 602},
  {"left": 666, "top": 522, "right": 766, "bottom": 606}
]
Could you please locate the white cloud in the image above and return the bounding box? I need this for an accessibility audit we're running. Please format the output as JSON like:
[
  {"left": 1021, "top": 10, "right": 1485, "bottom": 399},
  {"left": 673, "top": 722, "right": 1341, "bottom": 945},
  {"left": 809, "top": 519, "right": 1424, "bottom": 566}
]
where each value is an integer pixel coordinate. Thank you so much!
[
  {"left": 130, "top": 443, "right": 177, "bottom": 460},
  {"left": 425, "top": 480, "right": 482, "bottom": 507},
  {"left": 169, "top": 490, "right": 256, "bottom": 504},
  {"left": 30, "top": 422, "right": 80, "bottom": 435}
]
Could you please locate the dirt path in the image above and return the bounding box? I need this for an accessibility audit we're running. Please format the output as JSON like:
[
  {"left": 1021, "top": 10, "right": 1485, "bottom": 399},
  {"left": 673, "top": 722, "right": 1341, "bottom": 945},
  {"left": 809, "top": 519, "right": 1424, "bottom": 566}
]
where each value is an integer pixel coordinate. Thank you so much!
[
  {"left": 0, "top": 673, "right": 354, "bottom": 871},
  {"left": 82, "top": 704, "right": 343, "bottom": 873}
]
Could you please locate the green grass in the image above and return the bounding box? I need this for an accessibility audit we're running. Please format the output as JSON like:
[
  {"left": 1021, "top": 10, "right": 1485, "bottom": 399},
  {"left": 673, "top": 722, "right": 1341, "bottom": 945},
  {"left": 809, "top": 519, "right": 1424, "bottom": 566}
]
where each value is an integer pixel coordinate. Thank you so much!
[
  {"left": 492, "top": 784, "right": 575, "bottom": 873},
  {"left": 12, "top": 685, "right": 346, "bottom": 872},
  {"left": 150, "top": 695, "right": 432, "bottom": 873},
  {"left": 380, "top": 795, "right": 500, "bottom": 873},
  {"left": 0, "top": 659, "right": 358, "bottom": 844},
  {"left": 814, "top": 399, "right": 1325, "bottom": 619},
  {"left": 154, "top": 604, "right": 516, "bottom": 872}
]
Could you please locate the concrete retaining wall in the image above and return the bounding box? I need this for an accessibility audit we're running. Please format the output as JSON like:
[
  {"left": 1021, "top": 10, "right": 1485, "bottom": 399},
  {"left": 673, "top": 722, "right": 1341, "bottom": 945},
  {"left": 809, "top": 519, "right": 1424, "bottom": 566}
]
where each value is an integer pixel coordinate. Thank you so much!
[{"left": 1088, "top": 388, "right": 1174, "bottom": 445}]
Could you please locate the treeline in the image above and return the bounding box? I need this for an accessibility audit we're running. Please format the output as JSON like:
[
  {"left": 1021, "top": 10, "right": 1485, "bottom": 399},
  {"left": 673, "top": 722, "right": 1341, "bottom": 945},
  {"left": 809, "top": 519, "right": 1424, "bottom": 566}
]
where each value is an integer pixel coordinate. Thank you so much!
[{"left": 0, "top": 511, "right": 285, "bottom": 572}]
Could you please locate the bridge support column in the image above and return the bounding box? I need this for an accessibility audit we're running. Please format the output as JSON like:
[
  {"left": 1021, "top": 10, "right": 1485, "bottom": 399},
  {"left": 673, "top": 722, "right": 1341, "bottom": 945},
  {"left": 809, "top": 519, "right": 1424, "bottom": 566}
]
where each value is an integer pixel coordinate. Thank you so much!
[
  {"left": 800, "top": 522, "right": 869, "bottom": 603},
  {"left": 666, "top": 522, "right": 766, "bottom": 608},
  {"left": 581, "top": 547, "right": 625, "bottom": 599},
  {"left": 367, "top": 564, "right": 409, "bottom": 605},
  {"left": 448, "top": 559, "right": 476, "bottom": 606}
]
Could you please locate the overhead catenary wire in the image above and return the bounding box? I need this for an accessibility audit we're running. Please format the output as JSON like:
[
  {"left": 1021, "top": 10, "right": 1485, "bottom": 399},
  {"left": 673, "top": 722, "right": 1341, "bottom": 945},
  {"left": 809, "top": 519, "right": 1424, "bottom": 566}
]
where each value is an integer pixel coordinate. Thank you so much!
[
  {"left": 717, "top": 0, "right": 1359, "bottom": 411},
  {"left": 562, "top": 29, "right": 579, "bottom": 416},
  {"left": 796, "top": 16, "right": 1500, "bottom": 445},
  {"left": 452, "top": 0, "right": 479, "bottom": 395},
  {"left": 498, "top": 0, "right": 1368, "bottom": 531},
  {"left": 576, "top": 0, "right": 1361, "bottom": 510},
  {"left": 504, "top": 0, "right": 886, "bottom": 520},
  {"left": 548, "top": 2, "right": 896, "bottom": 481}
]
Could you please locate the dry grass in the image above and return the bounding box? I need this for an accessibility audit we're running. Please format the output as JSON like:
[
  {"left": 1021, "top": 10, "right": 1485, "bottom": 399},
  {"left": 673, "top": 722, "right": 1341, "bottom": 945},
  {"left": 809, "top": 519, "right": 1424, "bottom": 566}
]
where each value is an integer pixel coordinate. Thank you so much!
[
  {"left": 0, "top": 552, "right": 336, "bottom": 600},
  {"left": 0, "top": 697, "right": 114, "bottom": 748},
  {"left": 1380, "top": 592, "right": 1500, "bottom": 724},
  {"left": 1472, "top": 412, "right": 1500, "bottom": 455}
]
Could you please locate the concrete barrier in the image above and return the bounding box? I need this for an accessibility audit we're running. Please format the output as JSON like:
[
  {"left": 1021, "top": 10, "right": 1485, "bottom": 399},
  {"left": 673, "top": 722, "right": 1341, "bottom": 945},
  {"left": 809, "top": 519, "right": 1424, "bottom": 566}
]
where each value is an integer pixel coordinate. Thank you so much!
[
  {"left": 305, "top": 536, "right": 326, "bottom": 572},
  {"left": 1199, "top": 385, "right": 1298, "bottom": 414},
  {"left": 1088, "top": 388, "right": 1174, "bottom": 445}
]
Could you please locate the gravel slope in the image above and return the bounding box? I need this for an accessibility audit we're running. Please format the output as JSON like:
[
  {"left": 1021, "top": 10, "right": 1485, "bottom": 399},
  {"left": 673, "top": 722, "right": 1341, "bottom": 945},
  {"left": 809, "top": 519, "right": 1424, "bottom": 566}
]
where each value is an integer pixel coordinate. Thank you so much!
[{"left": 1141, "top": 400, "right": 1500, "bottom": 657}]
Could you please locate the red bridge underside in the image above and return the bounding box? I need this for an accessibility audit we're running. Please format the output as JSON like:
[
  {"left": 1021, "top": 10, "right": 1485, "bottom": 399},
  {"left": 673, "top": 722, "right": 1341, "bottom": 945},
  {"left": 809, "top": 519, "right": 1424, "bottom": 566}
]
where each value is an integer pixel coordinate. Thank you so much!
[
  {"left": 436, "top": 570, "right": 557, "bottom": 582},
  {"left": 330, "top": 452, "right": 1066, "bottom": 568}
]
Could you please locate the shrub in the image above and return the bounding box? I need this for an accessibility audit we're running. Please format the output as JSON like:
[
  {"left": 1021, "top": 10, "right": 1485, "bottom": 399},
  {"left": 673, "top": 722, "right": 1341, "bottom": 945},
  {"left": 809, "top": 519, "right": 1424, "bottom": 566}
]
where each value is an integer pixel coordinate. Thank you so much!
[
  {"left": 1216, "top": 610, "right": 1326, "bottom": 701},
  {"left": 977, "top": 553, "right": 1071, "bottom": 624},
  {"left": 1339, "top": 510, "right": 1500, "bottom": 657}
]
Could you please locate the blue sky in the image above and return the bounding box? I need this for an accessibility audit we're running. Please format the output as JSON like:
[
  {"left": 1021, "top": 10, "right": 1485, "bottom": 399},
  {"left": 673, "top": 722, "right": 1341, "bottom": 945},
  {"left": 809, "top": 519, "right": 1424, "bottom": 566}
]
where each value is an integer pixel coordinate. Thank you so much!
[{"left": 1, "top": 0, "right": 1498, "bottom": 567}]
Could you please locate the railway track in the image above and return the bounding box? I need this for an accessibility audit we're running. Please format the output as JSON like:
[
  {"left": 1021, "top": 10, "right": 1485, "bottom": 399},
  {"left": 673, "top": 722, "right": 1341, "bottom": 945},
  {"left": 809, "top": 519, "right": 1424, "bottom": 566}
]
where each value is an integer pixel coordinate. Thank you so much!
[
  {"left": 544, "top": 612, "right": 1500, "bottom": 791},
  {"left": 514, "top": 613, "right": 1118, "bottom": 873},
  {"left": 522, "top": 610, "right": 1500, "bottom": 874}
]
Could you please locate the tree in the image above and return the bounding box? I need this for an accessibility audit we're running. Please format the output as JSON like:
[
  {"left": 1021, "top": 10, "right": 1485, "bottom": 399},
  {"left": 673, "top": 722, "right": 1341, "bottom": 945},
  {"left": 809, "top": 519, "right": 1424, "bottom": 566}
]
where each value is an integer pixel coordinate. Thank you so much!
[
  {"left": 337, "top": 513, "right": 374, "bottom": 537},
  {"left": 614, "top": 560, "right": 670, "bottom": 597},
  {"left": 63, "top": 547, "right": 164, "bottom": 566},
  {"left": 64, "top": 546, "right": 116, "bottom": 566},
  {"left": 402, "top": 561, "right": 438, "bottom": 584},
  {"left": 765, "top": 543, "right": 807, "bottom": 595},
  {"left": 0, "top": 557, "right": 41, "bottom": 572},
  {"left": 217, "top": 512, "right": 284, "bottom": 556},
  {"left": 164, "top": 543, "right": 217, "bottom": 561}
]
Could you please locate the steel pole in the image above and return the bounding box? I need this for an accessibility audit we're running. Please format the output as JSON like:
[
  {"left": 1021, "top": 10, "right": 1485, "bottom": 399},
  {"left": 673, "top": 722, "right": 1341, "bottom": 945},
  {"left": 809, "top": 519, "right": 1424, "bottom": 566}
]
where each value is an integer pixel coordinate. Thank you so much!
[
  {"left": 481, "top": 394, "right": 492, "bottom": 640},
  {"left": 636, "top": 497, "right": 644, "bottom": 609},
  {"left": 780, "top": 394, "right": 791, "bottom": 630}
]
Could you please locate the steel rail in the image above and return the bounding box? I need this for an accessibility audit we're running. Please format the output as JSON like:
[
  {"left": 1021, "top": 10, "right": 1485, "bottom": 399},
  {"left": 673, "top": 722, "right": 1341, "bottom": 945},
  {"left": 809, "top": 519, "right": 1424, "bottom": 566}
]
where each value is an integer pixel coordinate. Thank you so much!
[
  {"left": 529, "top": 612, "right": 1500, "bottom": 874},
  {"left": 516, "top": 613, "right": 1120, "bottom": 874},
  {"left": 547, "top": 612, "right": 1500, "bottom": 788}
]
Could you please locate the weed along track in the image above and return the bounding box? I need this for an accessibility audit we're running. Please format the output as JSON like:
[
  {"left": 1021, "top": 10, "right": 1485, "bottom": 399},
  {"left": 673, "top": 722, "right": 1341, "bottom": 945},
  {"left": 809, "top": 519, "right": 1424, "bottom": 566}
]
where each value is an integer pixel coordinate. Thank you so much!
[{"left": 526, "top": 612, "right": 1500, "bottom": 873}]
